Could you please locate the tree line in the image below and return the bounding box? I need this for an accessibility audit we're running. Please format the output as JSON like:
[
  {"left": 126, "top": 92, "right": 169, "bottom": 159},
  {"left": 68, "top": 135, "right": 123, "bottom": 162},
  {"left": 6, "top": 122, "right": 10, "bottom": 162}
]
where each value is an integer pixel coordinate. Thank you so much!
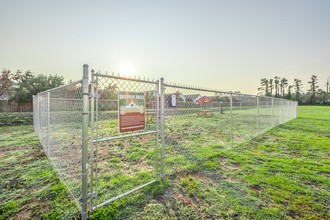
[
  {"left": 0, "top": 69, "right": 65, "bottom": 103},
  {"left": 258, "top": 75, "right": 330, "bottom": 104}
]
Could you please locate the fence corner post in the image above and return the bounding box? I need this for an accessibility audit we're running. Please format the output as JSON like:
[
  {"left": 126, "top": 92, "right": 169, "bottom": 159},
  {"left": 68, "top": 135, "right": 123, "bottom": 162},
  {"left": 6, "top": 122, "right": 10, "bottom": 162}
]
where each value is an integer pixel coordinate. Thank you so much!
[
  {"left": 82, "top": 64, "right": 89, "bottom": 220},
  {"left": 160, "top": 77, "right": 166, "bottom": 181}
]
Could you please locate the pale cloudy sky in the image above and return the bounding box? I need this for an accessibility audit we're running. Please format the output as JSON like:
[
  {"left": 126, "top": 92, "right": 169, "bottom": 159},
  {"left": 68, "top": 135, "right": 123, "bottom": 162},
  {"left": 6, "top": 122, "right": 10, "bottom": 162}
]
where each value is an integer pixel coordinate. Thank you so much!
[{"left": 1, "top": 0, "right": 329, "bottom": 94}]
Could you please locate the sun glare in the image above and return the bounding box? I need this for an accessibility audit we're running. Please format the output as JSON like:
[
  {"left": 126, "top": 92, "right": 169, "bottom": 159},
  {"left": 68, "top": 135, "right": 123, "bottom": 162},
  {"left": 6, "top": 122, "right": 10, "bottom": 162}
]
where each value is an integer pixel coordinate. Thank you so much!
[{"left": 119, "top": 64, "right": 136, "bottom": 77}]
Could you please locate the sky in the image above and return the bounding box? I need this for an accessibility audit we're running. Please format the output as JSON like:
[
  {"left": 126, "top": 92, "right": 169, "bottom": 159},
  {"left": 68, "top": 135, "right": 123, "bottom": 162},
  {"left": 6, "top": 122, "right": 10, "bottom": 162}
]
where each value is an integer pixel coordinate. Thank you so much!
[{"left": 1, "top": 0, "right": 329, "bottom": 94}]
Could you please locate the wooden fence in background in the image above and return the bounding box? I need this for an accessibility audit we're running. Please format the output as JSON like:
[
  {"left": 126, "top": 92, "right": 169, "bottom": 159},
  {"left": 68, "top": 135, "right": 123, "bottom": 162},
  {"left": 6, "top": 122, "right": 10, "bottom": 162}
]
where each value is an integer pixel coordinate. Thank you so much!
[{"left": 0, "top": 101, "right": 33, "bottom": 112}]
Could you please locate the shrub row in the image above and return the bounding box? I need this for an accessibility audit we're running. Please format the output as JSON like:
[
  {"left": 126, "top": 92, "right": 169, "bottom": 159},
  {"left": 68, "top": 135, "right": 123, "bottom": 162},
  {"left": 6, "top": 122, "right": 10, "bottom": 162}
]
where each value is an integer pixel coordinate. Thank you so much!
[{"left": 0, "top": 112, "right": 33, "bottom": 126}]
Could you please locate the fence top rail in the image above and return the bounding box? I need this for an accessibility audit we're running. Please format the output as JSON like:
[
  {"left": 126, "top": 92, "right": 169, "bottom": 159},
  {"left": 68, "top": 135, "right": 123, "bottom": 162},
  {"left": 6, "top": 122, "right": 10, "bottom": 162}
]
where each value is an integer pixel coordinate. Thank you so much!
[
  {"left": 164, "top": 82, "right": 297, "bottom": 103},
  {"left": 163, "top": 82, "right": 232, "bottom": 95},
  {"left": 37, "top": 79, "right": 83, "bottom": 95},
  {"left": 259, "top": 95, "right": 297, "bottom": 102},
  {"left": 94, "top": 72, "right": 159, "bottom": 85},
  {"left": 163, "top": 82, "right": 261, "bottom": 97}
]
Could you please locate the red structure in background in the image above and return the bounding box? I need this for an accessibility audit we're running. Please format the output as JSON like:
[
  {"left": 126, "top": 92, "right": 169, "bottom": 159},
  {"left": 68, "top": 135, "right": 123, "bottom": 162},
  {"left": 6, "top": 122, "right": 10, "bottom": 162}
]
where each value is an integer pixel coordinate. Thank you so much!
[{"left": 196, "top": 96, "right": 213, "bottom": 104}]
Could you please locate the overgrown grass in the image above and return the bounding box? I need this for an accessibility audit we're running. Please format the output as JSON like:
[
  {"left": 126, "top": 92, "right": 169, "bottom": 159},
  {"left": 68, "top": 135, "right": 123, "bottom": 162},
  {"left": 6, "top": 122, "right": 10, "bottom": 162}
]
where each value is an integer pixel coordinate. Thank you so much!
[
  {"left": 0, "top": 106, "right": 329, "bottom": 219},
  {"left": 0, "top": 125, "right": 78, "bottom": 219}
]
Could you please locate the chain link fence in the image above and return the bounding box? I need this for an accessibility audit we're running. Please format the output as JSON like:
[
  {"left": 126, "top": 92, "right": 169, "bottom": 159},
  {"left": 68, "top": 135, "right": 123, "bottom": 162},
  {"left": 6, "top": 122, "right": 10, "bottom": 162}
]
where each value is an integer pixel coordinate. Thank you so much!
[
  {"left": 160, "top": 82, "right": 297, "bottom": 181},
  {"left": 33, "top": 66, "right": 298, "bottom": 219},
  {"left": 33, "top": 80, "right": 84, "bottom": 208}
]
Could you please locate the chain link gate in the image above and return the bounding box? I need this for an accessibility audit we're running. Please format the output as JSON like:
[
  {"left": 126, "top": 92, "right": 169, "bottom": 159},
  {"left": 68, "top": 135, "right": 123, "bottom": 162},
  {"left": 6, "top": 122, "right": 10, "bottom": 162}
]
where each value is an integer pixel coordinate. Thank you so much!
[{"left": 89, "top": 71, "right": 160, "bottom": 211}]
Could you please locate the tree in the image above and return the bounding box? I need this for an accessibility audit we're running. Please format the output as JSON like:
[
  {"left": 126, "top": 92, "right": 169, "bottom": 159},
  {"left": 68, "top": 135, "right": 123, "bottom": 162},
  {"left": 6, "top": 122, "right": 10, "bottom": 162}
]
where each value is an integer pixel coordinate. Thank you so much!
[
  {"left": 326, "top": 77, "right": 329, "bottom": 94},
  {"left": 307, "top": 75, "right": 318, "bottom": 104},
  {"left": 11, "top": 71, "right": 65, "bottom": 103},
  {"left": 269, "top": 79, "right": 274, "bottom": 96},
  {"left": 258, "top": 78, "right": 269, "bottom": 96},
  {"left": 280, "top": 78, "right": 288, "bottom": 98},
  {"left": 294, "top": 79, "right": 303, "bottom": 103},
  {"left": 0, "top": 69, "right": 22, "bottom": 99},
  {"left": 316, "top": 89, "right": 327, "bottom": 104},
  {"left": 286, "top": 85, "right": 294, "bottom": 100},
  {"left": 98, "top": 83, "right": 118, "bottom": 99},
  {"left": 274, "top": 76, "right": 280, "bottom": 97}
]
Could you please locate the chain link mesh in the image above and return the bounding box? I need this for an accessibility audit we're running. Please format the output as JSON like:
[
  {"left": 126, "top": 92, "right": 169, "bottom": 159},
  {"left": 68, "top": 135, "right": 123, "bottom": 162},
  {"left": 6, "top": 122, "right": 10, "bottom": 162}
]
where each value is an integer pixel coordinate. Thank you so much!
[
  {"left": 162, "top": 82, "right": 298, "bottom": 182},
  {"left": 163, "top": 84, "right": 230, "bottom": 178},
  {"left": 91, "top": 74, "right": 159, "bottom": 208},
  {"left": 33, "top": 80, "right": 83, "bottom": 208}
]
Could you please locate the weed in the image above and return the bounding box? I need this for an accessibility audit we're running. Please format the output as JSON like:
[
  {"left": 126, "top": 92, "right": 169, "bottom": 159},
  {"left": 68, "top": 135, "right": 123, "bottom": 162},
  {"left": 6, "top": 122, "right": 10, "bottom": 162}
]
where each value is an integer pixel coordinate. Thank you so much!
[{"left": 180, "top": 176, "right": 199, "bottom": 196}]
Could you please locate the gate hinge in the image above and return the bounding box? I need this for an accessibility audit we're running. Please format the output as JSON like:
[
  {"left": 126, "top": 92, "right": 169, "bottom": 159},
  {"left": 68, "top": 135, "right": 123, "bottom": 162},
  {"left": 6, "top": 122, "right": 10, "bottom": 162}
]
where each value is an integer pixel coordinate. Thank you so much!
[{"left": 80, "top": 192, "right": 96, "bottom": 202}]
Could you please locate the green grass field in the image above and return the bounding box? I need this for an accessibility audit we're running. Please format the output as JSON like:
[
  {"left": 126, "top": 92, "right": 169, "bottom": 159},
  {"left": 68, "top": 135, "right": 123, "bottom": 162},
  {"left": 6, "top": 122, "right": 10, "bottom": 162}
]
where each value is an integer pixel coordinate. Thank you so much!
[{"left": 0, "top": 106, "right": 329, "bottom": 219}]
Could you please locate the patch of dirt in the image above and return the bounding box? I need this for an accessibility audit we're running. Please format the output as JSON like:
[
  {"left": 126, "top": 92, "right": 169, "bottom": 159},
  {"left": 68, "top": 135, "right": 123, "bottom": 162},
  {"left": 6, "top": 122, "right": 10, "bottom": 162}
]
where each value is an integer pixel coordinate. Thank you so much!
[
  {"left": 1, "top": 177, "right": 25, "bottom": 190},
  {"left": 209, "top": 157, "right": 242, "bottom": 184},
  {"left": 219, "top": 157, "right": 242, "bottom": 172},
  {"left": 249, "top": 185, "right": 262, "bottom": 192},
  {"left": 173, "top": 187, "right": 193, "bottom": 205},
  {"left": 0, "top": 146, "right": 23, "bottom": 155},
  {"left": 98, "top": 144, "right": 110, "bottom": 161},
  {"left": 19, "top": 148, "right": 46, "bottom": 165},
  {"left": 219, "top": 157, "right": 228, "bottom": 166},
  {"left": 37, "top": 200, "right": 51, "bottom": 216},
  {"left": 25, "top": 199, "right": 51, "bottom": 219},
  {"left": 16, "top": 209, "right": 32, "bottom": 219},
  {"left": 190, "top": 173, "right": 212, "bottom": 186},
  {"left": 0, "top": 151, "right": 5, "bottom": 159},
  {"left": 287, "top": 210, "right": 297, "bottom": 218}
]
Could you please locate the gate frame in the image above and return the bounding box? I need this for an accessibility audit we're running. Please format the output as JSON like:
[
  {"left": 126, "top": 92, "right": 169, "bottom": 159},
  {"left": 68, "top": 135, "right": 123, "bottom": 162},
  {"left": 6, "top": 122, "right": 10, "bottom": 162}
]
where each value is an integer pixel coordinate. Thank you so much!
[{"left": 88, "top": 71, "right": 161, "bottom": 212}]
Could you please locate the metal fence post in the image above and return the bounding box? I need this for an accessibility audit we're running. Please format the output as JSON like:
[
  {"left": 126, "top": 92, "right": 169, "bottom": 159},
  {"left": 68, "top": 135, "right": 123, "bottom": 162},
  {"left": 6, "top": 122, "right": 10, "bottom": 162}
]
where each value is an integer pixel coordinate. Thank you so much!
[
  {"left": 281, "top": 99, "right": 283, "bottom": 123},
  {"left": 94, "top": 75, "right": 100, "bottom": 210},
  {"left": 257, "top": 96, "right": 259, "bottom": 136},
  {"left": 32, "top": 96, "right": 35, "bottom": 131},
  {"left": 272, "top": 97, "right": 274, "bottom": 127},
  {"left": 90, "top": 69, "right": 95, "bottom": 211},
  {"left": 155, "top": 81, "right": 160, "bottom": 181},
  {"left": 38, "top": 95, "right": 41, "bottom": 139},
  {"left": 230, "top": 93, "right": 233, "bottom": 147},
  {"left": 47, "top": 91, "right": 50, "bottom": 156},
  {"left": 82, "top": 64, "right": 89, "bottom": 220},
  {"left": 160, "top": 78, "right": 166, "bottom": 180},
  {"left": 286, "top": 101, "right": 288, "bottom": 120}
]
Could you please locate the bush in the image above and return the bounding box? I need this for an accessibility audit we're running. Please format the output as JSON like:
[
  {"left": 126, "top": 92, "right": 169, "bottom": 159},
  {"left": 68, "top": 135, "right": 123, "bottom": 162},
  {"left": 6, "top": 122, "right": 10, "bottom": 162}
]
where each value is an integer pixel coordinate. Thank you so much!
[{"left": 0, "top": 112, "right": 33, "bottom": 126}]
